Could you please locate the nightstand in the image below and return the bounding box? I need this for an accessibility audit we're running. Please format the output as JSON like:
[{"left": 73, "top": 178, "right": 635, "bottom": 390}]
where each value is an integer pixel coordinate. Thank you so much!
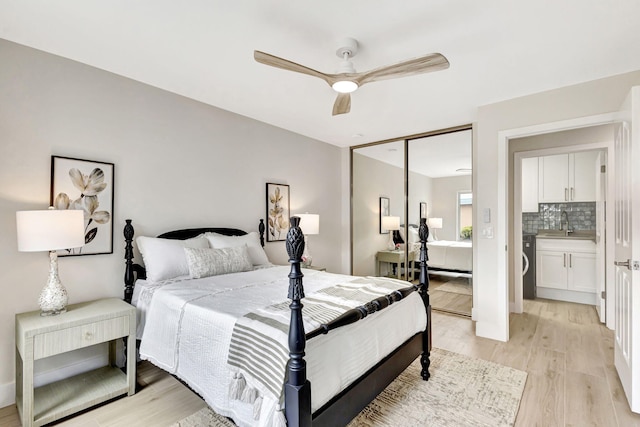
[
  {"left": 376, "top": 250, "right": 415, "bottom": 280},
  {"left": 15, "top": 298, "right": 136, "bottom": 427}
]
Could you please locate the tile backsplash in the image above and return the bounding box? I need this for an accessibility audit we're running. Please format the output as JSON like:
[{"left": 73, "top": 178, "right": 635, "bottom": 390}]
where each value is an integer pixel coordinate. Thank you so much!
[{"left": 522, "top": 202, "right": 596, "bottom": 234}]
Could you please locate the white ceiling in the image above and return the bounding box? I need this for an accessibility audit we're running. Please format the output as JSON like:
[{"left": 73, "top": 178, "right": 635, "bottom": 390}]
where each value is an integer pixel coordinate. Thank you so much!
[{"left": 2, "top": 1, "right": 640, "bottom": 148}]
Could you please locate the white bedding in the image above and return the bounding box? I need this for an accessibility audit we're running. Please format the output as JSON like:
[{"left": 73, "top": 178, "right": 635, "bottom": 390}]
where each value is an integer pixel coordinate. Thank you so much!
[
  {"left": 133, "top": 265, "right": 426, "bottom": 427},
  {"left": 424, "top": 240, "right": 472, "bottom": 272}
]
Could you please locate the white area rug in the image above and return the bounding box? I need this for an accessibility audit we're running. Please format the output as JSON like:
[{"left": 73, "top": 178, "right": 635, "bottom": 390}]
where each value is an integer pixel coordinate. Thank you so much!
[{"left": 172, "top": 348, "right": 527, "bottom": 427}]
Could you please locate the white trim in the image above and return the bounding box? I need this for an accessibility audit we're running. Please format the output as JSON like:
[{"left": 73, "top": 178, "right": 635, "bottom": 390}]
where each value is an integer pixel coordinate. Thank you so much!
[{"left": 498, "top": 112, "right": 618, "bottom": 338}]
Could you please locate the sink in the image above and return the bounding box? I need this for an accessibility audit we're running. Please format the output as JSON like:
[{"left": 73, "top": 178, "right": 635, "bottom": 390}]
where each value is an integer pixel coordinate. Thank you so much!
[{"left": 536, "top": 229, "right": 596, "bottom": 241}]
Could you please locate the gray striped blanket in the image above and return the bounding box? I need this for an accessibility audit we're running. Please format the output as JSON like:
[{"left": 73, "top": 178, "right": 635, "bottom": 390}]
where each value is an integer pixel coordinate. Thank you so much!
[{"left": 226, "top": 276, "right": 413, "bottom": 423}]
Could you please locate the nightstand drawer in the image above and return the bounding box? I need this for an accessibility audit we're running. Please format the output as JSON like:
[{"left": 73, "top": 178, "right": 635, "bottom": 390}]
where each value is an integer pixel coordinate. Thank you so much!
[{"left": 33, "top": 316, "right": 129, "bottom": 359}]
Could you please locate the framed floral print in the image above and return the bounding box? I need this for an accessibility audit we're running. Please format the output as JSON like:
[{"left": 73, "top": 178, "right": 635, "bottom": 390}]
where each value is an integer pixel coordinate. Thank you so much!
[
  {"left": 50, "top": 156, "right": 114, "bottom": 256},
  {"left": 266, "top": 183, "right": 290, "bottom": 242},
  {"left": 379, "top": 196, "right": 390, "bottom": 234}
]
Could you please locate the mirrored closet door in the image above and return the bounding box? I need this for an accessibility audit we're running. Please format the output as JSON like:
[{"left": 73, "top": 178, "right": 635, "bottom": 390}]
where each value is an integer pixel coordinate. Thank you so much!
[
  {"left": 408, "top": 130, "right": 473, "bottom": 317},
  {"left": 351, "top": 126, "right": 473, "bottom": 316}
]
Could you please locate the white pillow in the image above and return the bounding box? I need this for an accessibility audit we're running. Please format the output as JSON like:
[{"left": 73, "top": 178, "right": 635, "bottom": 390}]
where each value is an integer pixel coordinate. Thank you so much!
[
  {"left": 408, "top": 227, "right": 420, "bottom": 245},
  {"left": 136, "top": 235, "right": 209, "bottom": 282},
  {"left": 205, "top": 232, "right": 270, "bottom": 266},
  {"left": 184, "top": 246, "right": 253, "bottom": 279}
]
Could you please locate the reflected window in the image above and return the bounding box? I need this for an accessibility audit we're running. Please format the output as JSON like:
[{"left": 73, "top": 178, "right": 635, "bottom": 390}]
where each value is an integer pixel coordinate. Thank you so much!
[{"left": 458, "top": 192, "right": 472, "bottom": 240}]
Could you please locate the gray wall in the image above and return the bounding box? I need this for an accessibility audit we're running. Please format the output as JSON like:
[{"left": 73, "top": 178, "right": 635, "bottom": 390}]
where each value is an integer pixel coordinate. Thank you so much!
[
  {"left": 430, "top": 175, "right": 472, "bottom": 241},
  {"left": 0, "top": 39, "right": 344, "bottom": 405}
]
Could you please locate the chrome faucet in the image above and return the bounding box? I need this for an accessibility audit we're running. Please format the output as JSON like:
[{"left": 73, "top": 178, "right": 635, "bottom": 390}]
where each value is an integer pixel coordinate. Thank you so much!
[{"left": 560, "top": 210, "right": 572, "bottom": 235}]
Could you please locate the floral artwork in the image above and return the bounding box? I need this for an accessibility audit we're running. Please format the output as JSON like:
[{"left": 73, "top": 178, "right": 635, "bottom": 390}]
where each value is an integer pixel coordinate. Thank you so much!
[
  {"left": 266, "top": 183, "right": 290, "bottom": 242},
  {"left": 50, "top": 156, "right": 114, "bottom": 256}
]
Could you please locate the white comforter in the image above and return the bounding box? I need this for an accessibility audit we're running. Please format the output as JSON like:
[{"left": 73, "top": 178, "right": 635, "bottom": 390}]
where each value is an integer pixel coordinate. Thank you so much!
[
  {"left": 425, "top": 240, "right": 472, "bottom": 271},
  {"left": 133, "top": 266, "right": 426, "bottom": 427}
]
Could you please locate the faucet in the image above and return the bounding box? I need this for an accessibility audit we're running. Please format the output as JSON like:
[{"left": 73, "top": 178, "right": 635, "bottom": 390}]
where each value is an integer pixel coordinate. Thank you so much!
[{"left": 560, "top": 210, "right": 572, "bottom": 236}]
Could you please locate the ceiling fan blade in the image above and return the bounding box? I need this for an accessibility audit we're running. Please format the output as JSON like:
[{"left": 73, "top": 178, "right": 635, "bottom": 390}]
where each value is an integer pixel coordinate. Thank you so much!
[
  {"left": 332, "top": 93, "right": 351, "bottom": 116},
  {"left": 254, "top": 50, "right": 332, "bottom": 85},
  {"left": 355, "top": 53, "right": 449, "bottom": 86}
]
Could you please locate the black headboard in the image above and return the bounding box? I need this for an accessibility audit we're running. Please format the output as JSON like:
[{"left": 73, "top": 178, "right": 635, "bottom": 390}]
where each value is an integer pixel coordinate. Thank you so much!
[{"left": 123, "top": 219, "right": 266, "bottom": 303}]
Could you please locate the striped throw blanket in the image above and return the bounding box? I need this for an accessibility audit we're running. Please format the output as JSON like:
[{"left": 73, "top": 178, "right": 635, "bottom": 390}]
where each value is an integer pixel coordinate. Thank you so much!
[{"left": 226, "top": 277, "right": 413, "bottom": 425}]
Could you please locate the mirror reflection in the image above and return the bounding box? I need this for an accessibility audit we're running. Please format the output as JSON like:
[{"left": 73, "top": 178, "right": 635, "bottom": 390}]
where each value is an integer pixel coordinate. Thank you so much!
[
  {"left": 351, "top": 128, "right": 473, "bottom": 316},
  {"left": 408, "top": 130, "right": 473, "bottom": 316}
]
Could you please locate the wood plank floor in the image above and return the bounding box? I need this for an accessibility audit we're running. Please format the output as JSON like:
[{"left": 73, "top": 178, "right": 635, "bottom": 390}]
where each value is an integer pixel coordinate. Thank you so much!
[
  {"left": 1, "top": 298, "right": 639, "bottom": 426},
  {"left": 428, "top": 273, "right": 472, "bottom": 317}
]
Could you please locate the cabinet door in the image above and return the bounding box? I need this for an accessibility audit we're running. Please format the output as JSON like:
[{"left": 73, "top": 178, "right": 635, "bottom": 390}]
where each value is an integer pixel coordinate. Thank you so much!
[
  {"left": 536, "top": 250, "right": 567, "bottom": 289},
  {"left": 567, "top": 251, "right": 597, "bottom": 292},
  {"left": 522, "top": 157, "right": 539, "bottom": 212},
  {"left": 570, "top": 151, "right": 598, "bottom": 202},
  {"left": 539, "top": 154, "right": 569, "bottom": 202}
]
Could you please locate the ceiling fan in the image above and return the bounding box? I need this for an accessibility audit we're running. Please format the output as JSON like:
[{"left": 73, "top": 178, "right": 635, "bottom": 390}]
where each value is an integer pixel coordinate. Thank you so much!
[{"left": 254, "top": 38, "right": 449, "bottom": 116}]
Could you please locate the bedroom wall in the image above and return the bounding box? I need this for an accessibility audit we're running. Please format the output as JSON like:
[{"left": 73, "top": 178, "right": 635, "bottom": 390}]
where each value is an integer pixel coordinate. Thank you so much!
[
  {"left": 474, "top": 70, "right": 640, "bottom": 342},
  {"left": 429, "top": 175, "right": 472, "bottom": 241},
  {"left": 0, "top": 39, "right": 345, "bottom": 406},
  {"left": 351, "top": 152, "right": 404, "bottom": 277}
]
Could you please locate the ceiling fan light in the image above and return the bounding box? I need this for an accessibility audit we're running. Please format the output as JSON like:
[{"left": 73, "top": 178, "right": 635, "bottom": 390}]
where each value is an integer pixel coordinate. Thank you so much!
[{"left": 332, "top": 80, "right": 358, "bottom": 93}]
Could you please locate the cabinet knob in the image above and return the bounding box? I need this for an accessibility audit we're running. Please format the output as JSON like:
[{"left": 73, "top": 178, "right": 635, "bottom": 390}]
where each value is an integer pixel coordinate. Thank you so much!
[{"left": 85, "top": 332, "right": 93, "bottom": 340}]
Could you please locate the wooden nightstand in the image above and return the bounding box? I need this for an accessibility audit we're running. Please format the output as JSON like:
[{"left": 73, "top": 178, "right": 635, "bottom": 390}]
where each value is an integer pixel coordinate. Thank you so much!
[
  {"left": 376, "top": 250, "right": 415, "bottom": 280},
  {"left": 15, "top": 298, "right": 136, "bottom": 427}
]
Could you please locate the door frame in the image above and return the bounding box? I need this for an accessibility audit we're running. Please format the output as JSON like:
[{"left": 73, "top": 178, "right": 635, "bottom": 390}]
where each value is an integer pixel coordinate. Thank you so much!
[{"left": 498, "top": 112, "right": 618, "bottom": 330}]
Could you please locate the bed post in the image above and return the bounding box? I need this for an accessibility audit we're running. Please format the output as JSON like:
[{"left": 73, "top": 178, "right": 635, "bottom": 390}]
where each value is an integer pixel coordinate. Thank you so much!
[
  {"left": 284, "top": 216, "right": 312, "bottom": 427},
  {"left": 418, "top": 217, "right": 432, "bottom": 380},
  {"left": 259, "top": 218, "right": 265, "bottom": 247},
  {"left": 124, "top": 219, "right": 135, "bottom": 304}
]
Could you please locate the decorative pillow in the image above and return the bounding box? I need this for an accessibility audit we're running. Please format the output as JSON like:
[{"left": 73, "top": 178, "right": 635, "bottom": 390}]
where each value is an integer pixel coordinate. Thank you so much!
[
  {"left": 136, "top": 235, "right": 209, "bottom": 282},
  {"left": 184, "top": 246, "right": 253, "bottom": 279},
  {"left": 408, "top": 227, "right": 420, "bottom": 245},
  {"left": 205, "top": 231, "right": 270, "bottom": 266}
]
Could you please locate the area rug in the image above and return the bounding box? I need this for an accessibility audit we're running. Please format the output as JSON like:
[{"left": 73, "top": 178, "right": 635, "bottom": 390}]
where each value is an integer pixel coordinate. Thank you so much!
[
  {"left": 435, "top": 279, "right": 472, "bottom": 296},
  {"left": 172, "top": 348, "right": 527, "bottom": 427}
]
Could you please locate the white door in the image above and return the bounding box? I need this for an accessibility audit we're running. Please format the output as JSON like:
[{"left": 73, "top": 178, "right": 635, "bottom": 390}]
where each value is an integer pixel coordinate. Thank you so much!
[
  {"left": 595, "top": 151, "right": 606, "bottom": 322},
  {"left": 614, "top": 87, "right": 640, "bottom": 413}
]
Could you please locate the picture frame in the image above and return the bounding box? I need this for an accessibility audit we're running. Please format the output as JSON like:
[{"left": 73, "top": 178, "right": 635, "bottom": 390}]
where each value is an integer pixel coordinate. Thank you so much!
[
  {"left": 420, "top": 202, "right": 427, "bottom": 220},
  {"left": 50, "top": 156, "right": 114, "bottom": 256},
  {"left": 266, "top": 183, "right": 290, "bottom": 242},
  {"left": 379, "top": 196, "right": 390, "bottom": 234}
]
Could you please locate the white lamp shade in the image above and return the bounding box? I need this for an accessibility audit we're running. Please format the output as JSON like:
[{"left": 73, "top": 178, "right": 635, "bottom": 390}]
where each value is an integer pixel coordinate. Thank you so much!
[
  {"left": 381, "top": 215, "right": 400, "bottom": 231},
  {"left": 17, "top": 210, "right": 85, "bottom": 252},
  {"left": 297, "top": 213, "right": 320, "bottom": 235},
  {"left": 427, "top": 217, "right": 443, "bottom": 229}
]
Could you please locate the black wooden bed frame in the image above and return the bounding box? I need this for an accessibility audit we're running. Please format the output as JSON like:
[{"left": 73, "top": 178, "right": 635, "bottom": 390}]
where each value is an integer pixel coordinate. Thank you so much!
[{"left": 123, "top": 217, "right": 432, "bottom": 427}]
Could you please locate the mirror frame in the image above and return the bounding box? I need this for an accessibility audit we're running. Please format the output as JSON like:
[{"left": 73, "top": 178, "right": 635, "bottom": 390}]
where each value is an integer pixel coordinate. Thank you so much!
[{"left": 350, "top": 124, "right": 473, "bottom": 277}]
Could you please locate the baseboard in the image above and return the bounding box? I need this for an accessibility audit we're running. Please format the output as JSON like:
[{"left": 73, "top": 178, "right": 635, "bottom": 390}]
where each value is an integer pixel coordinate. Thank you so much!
[
  {"left": 1, "top": 346, "right": 108, "bottom": 408},
  {"left": 0, "top": 380, "right": 14, "bottom": 408}
]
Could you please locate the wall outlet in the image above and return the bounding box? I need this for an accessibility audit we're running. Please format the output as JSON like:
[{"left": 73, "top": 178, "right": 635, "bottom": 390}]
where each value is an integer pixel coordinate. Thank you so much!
[{"left": 482, "top": 225, "right": 494, "bottom": 239}]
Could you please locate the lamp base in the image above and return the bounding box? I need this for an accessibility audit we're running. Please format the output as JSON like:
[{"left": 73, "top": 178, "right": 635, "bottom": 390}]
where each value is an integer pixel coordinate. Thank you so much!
[
  {"left": 302, "top": 238, "right": 313, "bottom": 267},
  {"left": 39, "top": 251, "right": 68, "bottom": 316},
  {"left": 387, "top": 233, "right": 396, "bottom": 250}
]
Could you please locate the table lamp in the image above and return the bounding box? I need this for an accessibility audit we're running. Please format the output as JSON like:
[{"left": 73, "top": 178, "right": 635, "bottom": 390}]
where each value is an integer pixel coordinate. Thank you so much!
[
  {"left": 427, "top": 217, "right": 443, "bottom": 240},
  {"left": 16, "top": 209, "right": 85, "bottom": 316},
  {"left": 382, "top": 215, "right": 400, "bottom": 250},
  {"left": 297, "top": 213, "right": 319, "bottom": 267}
]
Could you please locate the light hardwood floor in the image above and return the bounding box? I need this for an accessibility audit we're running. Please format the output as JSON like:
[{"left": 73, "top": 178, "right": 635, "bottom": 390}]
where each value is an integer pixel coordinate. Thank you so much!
[
  {"left": 429, "top": 273, "right": 472, "bottom": 316},
  {"left": 1, "top": 298, "right": 639, "bottom": 426}
]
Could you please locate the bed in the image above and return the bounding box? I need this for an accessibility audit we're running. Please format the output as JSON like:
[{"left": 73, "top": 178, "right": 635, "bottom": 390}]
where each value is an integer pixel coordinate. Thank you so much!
[
  {"left": 426, "top": 240, "right": 472, "bottom": 273},
  {"left": 123, "top": 217, "right": 432, "bottom": 427},
  {"left": 403, "top": 225, "right": 472, "bottom": 274}
]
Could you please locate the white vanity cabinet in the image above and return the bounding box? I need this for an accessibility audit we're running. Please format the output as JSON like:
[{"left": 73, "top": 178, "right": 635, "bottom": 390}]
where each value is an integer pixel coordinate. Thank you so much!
[
  {"left": 536, "top": 238, "right": 597, "bottom": 304},
  {"left": 538, "top": 152, "right": 599, "bottom": 203}
]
